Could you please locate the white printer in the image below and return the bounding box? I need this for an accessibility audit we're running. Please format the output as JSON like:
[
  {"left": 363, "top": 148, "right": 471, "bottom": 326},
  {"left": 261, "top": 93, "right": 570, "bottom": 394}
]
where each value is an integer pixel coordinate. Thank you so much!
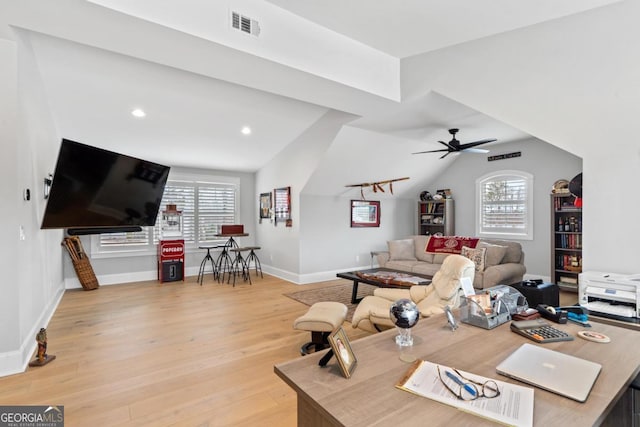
[{"left": 579, "top": 271, "right": 640, "bottom": 318}]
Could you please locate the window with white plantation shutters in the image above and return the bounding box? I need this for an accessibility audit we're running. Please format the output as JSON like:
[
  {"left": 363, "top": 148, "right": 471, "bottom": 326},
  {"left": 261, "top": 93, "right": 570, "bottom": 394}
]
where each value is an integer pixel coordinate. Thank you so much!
[
  {"left": 476, "top": 171, "right": 533, "bottom": 240},
  {"left": 96, "top": 177, "right": 237, "bottom": 252},
  {"left": 152, "top": 182, "right": 196, "bottom": 245},
  {"left": 196, "top": 184, "right": 236, "bottom": 243}
]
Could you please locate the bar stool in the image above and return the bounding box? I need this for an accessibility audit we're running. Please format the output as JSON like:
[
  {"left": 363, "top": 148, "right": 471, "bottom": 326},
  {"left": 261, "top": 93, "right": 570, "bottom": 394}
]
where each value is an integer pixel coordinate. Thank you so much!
[
  {"left": 228, "top": 247, "right": 252, "bottom": 286},
  {"left": 244, "top": 246, "right": 263, "bottom": 278},
  {"left": 197, "top": 245, "right": 220, "bottom": 285},
  {"left": 215, "top": 242, "right": 235, "bottom": 284}
]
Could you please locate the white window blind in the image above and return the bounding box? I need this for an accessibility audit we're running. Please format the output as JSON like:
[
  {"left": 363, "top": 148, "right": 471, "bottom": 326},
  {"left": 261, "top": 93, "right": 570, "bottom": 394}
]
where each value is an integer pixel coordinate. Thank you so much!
[
  {"left": 197, "top": 185, "right": 236, "bottom": 243},
  {"left": 476, "top": 171, "right": 533, "bottom": 240},
  {"left": 152, "top": 183, "right": 196, "bottom": 245}
]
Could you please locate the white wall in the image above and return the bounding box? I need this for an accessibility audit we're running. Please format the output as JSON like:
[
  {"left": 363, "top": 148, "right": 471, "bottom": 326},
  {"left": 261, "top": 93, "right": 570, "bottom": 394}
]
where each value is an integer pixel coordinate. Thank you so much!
[
  {"left": 401, "top": 0, "right": 640, "bottom": 274},
  {"left": 298, "top": 195, "right": 414, "bottom": 282},
  {"left": 255, "top": 109, "right": 356, "bottom": 282},
  {"left": 0, "top": 32, "right": 66, "bottom": 376},
  {"left": 0, "top": 39, "right": 21, "bottom": 362}
]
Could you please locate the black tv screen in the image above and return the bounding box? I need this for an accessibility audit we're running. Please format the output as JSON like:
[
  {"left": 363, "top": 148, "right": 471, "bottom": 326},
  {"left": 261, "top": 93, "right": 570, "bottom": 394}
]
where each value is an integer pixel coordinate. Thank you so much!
[{"left": 41, "top": 139, "right": 170, "bottom": 230}]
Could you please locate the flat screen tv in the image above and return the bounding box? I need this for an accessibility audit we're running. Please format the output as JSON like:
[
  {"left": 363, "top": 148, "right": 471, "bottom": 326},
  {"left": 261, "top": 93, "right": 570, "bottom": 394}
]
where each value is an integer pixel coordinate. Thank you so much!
[{"left": 41, "top": 139, "right": 170, "bottom": 231}]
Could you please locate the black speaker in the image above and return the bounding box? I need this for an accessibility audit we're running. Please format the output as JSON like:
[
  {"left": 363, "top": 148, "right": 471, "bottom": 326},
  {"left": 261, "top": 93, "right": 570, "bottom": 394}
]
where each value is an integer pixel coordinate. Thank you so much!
[
  {"left": 162, "top": 260, "right": 183, "bottom": 282},
  {"left": 67, "top": 226, "right": 143, "bottom": 236}
]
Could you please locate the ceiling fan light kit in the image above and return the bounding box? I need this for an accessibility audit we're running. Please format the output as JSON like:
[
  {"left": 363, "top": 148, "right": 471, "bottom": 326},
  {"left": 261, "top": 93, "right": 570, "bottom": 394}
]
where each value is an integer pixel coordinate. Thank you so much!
[{"left": 413, "top": 128, "right": 496, "bottom": 159}]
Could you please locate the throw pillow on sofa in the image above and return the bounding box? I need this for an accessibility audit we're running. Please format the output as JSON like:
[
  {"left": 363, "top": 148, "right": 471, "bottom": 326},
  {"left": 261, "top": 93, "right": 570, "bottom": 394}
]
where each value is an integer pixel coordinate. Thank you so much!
[
  {"left": 461, "top": 246, "right": 486, "bottom": 272},
  {"left": 477, "top": 241, "right": 508, "bottom": 267},
  {"left": 388, "top": 239, "right": 417, "bottom": 261}
]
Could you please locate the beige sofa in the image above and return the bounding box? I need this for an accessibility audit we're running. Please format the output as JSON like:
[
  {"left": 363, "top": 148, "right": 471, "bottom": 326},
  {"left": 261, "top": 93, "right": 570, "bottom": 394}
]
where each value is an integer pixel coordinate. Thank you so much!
[{"left": 376, "top": 235, "right": 525, "bottom": 290}]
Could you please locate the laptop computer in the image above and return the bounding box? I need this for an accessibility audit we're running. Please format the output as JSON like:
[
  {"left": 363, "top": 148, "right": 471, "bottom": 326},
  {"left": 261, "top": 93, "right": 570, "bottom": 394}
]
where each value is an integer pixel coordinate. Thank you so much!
[{"left": 496, "top": 343, "right": 602, "bottom": 402}]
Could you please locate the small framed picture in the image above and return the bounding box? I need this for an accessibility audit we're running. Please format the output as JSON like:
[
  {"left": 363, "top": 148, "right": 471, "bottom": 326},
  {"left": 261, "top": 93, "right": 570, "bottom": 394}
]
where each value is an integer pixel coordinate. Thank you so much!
[
  {"left": 259, "top": 192, "right": 272, "bottom": 219},
  {"left": 328, "top": 327, "right": 357, "bottom": 378}
]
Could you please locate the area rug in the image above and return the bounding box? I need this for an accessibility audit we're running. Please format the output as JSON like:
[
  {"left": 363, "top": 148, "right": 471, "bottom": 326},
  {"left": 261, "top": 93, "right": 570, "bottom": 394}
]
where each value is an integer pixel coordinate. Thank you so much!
[{"left": 284, "top": 283, "right": 378, "bottom": 323}]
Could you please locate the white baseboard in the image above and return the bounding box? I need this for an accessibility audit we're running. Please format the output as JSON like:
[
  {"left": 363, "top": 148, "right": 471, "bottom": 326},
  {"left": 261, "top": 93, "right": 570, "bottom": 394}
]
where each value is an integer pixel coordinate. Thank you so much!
[
  {"left": 0, "top": 284, "right": 65, "bottom": 378},
  {"left": 66, "top": 264, "right": 372, "bottom": 288}
]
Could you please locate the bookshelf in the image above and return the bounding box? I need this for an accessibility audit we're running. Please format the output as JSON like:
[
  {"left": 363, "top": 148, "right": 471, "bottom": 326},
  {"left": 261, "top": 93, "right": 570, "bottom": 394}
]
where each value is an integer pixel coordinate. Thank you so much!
[
  {"left": 550, "top": 193, "right": 582, "bottom": 292},
  {"left": 418, "top": 198, "right": 454, "bottom": 236}
]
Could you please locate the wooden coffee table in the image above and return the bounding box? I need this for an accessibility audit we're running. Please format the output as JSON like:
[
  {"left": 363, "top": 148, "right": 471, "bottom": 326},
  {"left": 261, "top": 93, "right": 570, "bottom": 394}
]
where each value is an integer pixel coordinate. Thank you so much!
[{"left": 336, "top": 268, "right": 432, "bottom": 304}]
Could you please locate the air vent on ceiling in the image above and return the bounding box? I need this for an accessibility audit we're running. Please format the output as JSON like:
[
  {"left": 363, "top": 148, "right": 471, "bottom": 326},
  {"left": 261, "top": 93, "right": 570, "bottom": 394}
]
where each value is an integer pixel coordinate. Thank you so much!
[{"left": 231, "top": 11, "right": 260, "bottom": 37}]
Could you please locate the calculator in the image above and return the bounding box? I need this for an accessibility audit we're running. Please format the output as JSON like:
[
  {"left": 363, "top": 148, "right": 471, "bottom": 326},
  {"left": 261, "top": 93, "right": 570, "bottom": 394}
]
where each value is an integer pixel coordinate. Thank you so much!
[{"left": 510, "top": 319, "right": 574, "bottom": 343}]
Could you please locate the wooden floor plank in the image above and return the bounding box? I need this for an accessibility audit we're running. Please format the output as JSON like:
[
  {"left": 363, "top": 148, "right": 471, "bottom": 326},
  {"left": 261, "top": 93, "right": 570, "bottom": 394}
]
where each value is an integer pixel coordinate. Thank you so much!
[{"left": 0, "top": 274, "right": 370, "bottom": 426}]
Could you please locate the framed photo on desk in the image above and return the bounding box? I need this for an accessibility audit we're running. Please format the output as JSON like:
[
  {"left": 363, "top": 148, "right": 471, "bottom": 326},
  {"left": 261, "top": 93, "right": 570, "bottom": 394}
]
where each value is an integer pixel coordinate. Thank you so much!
[{"left": 328, "top": 327, "right": 357, "bottom": 378}]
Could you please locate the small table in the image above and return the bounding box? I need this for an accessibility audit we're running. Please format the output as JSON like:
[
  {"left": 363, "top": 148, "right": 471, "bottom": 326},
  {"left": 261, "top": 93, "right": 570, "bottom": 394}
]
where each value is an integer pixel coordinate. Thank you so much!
[
  {"left": 214, "top": 233, "right": 249, "bottom": 283},
  {"left": 337, "top": 268, "right": 432, "bottom": 304}
]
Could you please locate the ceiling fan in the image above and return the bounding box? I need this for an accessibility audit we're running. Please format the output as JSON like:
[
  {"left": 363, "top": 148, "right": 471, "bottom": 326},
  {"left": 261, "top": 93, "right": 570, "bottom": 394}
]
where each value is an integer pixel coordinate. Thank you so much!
[{"left": 413, "top": 128, "right": 497, "bottom": 159}]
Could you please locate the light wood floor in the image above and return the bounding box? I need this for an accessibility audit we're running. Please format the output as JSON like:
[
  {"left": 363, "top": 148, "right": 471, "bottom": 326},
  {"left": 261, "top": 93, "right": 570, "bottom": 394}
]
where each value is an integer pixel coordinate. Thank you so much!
[
  {"left": 0, "top": 274, "right": 371, "bottom": 427},
  {"left": 0, "top": 275, "right": 578, "bottom": 427}
]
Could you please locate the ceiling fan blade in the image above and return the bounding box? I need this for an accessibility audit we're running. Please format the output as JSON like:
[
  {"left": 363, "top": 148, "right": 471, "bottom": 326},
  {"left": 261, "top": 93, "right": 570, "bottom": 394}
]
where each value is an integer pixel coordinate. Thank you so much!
[
  {"left": 459, "top": 138, "right": 497, "bottom": 149},
  {"left": 463, "top": 147, "right": 490, "bottom": 154},
  {"left": 412, "top": 148, "right": 450, "bottom": 155},
  {"left": 440, "top": 151, "right": 451, "bottom": 159},
  {"left": 438, "top": 140, "right": 456, "bottom": 150}
]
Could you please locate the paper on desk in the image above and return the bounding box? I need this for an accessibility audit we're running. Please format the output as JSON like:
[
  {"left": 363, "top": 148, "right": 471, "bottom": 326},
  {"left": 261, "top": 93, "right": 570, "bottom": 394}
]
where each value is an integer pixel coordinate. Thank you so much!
[{"left": 396, "top": 360, "right": 534, "bottom": 427}]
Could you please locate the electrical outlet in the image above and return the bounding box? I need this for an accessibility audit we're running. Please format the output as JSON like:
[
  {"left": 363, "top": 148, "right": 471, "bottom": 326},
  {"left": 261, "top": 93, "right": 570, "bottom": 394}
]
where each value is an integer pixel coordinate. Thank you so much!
[
  {"left": 355, "top": 255, "right": 360, "bottom": 263},
  {"left": 19, "top": 225, "right": 26, "bottom": 241}
]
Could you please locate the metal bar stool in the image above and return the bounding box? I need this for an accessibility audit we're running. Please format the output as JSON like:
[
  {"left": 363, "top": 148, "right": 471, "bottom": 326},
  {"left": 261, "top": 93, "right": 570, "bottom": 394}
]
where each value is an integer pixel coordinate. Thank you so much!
[
  {"left": 244, "top": 246, "right": 263, "bottom": 278},
  {"left": 215, "top": 241, "right": 236, "bottom": 284},
  {"left": 228, "top": 247, "right": 252, "bottom": 286},
  {"left": 197, "top": 245, "right": 220, "bottom": 285}
]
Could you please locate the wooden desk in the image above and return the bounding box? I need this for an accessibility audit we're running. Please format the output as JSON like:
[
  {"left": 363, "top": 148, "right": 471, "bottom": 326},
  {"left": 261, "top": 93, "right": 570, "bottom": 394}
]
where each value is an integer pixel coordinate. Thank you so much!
[{"left": 275, "top": 314, "right": 640, "bottom": 426}]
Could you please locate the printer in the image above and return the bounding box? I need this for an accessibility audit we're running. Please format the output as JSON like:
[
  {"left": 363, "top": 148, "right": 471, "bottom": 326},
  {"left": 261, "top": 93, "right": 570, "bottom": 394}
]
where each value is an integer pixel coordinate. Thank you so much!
[{"left": 579, "top": 271, "right": 640, "bottom": 318}]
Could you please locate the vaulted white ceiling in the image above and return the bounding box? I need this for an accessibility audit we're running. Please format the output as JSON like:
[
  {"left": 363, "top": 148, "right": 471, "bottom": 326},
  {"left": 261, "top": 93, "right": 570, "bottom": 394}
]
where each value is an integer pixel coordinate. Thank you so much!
[{"left": 1, "top": 0, "right": 619, "bottom": 196}]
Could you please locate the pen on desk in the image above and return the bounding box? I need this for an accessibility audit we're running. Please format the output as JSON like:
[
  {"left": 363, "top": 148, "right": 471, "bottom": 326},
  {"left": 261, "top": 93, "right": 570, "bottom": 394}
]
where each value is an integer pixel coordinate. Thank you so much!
[{"left": 445, "top": 370, "right": 476, "bottom": 396}]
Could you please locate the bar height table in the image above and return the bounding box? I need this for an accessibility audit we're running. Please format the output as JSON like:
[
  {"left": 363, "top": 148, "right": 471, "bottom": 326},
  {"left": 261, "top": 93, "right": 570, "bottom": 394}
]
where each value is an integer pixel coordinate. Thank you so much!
[{"left": 214, "top": 233, "right": 249, "bottom": 283}]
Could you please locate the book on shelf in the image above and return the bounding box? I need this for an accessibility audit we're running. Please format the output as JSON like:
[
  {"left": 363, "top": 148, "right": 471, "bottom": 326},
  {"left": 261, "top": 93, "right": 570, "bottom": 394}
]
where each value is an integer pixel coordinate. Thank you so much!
[{"left": 559, "top": 276, "right": 578, "bottom": 284}]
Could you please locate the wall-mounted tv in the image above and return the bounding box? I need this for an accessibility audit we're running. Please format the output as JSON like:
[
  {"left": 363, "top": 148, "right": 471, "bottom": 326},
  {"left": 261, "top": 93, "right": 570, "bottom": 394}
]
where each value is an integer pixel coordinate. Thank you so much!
[{"left": 41, "top": 139, "right": 170, "bottom": 231}]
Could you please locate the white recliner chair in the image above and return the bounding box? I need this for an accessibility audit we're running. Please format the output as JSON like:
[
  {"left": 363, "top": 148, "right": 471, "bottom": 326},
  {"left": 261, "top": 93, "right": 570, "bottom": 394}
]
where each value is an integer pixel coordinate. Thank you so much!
[{"left": 351, "top": 254, "right": 475, "bottom": 333}]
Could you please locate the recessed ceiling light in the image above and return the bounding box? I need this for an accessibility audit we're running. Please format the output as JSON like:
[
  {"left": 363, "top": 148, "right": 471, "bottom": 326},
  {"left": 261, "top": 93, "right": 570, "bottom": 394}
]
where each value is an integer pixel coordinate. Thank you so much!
[
  {"left": 131, "top": 108, "right": 146, "bottom": 118},
  {"left": 241, "top": 126, "right": 252, "bottom": 135}
]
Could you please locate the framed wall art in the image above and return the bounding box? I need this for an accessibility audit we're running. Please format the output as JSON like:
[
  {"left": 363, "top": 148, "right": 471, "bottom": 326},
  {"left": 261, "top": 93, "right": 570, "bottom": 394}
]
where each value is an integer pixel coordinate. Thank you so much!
[
  {"left": 350, "top": 200, "right": 380, "bottom": 228},
  {"left": 274, "top": 186, "right": 291, "bottom": 226},
  {"left": 259, "top": 192, "right": 272, "bottom": 219}
]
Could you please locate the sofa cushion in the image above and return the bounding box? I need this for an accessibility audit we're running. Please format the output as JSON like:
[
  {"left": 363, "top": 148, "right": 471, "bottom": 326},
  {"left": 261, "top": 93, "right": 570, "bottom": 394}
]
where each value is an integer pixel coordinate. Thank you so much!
[
  {"left": 433, "top": 253, "right": 451, "bottom": 264},
  {"left": 413, "top": 235, "right": 434, "bottom": 262},
  {"left": 461, "top": 246, "right": 486, "bottom": 272},
  {"left": 483, "top": 239, "right": 522, "bottom": 264},
  {"left": 384, "top": 260, "right": 424, "bottom": 271},
  {"left": 388, "top": 239, "right": 417, "bottom": 261},
  {"left": 411, "top": 263, "right": 442, "bottom": 277},
  {"left": 477, "top": 241, "right": 508, "bottom": 267}
]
